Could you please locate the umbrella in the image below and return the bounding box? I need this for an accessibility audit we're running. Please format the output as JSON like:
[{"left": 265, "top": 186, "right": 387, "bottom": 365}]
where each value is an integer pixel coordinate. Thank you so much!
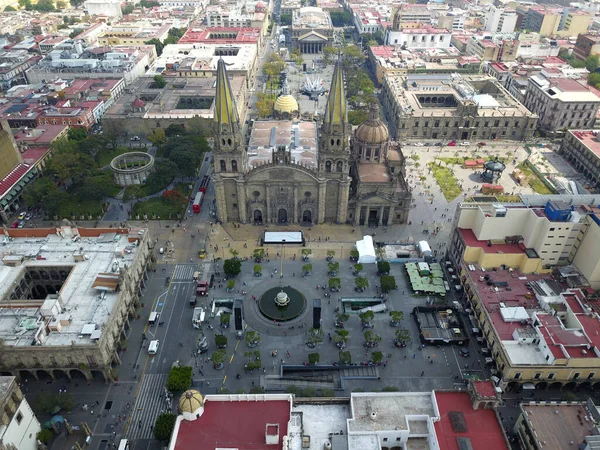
[{"left": 51, "top": 415, "right": 64, "bottom": 424}]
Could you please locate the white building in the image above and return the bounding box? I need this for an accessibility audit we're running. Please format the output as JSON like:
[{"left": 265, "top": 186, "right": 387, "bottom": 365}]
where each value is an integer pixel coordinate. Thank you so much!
[
  {"left": 485, "top": 5, "right": 518, "bottom": 33},
  {"left": 354, "top": 10, "right": 385, "bottom": 35},
  {"left": 84, "top": 0, "right": 122, "bottom": 18},
  {"left": 386, "top": 27, "right": 451, "bottom": 49},
  {"left": 0, "top": 377, "right": 41, "bottom": 450}
]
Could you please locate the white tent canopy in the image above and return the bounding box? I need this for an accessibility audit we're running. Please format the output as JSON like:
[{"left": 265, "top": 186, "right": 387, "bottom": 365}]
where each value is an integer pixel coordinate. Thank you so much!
[{"left": 356, "top": 235, "right": 376, "bottom": 264}]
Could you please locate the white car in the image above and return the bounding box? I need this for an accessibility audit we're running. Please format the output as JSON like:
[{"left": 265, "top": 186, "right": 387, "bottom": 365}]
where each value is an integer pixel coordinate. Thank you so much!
[
  {"left": 460, "top": 141, "right": 470, "bottom": 146},
  {"left": 159, "top": 248, "right": 164, "bottom": 254},
  {"left": 413, "top": 142, "right": 425, "bottom": 147},
  {"left": 130, "top": 136, "right": 141, "bottom": 141}
]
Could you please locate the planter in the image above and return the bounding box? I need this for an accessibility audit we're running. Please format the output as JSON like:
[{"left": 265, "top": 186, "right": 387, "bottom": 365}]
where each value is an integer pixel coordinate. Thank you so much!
[{"left": 213, "top": 363, "right": 224, "bottom": 370}]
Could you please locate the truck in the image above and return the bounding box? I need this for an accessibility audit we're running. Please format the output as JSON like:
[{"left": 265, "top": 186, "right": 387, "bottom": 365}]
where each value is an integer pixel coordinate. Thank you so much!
[
  {"left": 196, "top": 280, "right": 209, "bottom": 296},
  {"left": 192, "top": 307, "right": 205, "bottom": 329}
]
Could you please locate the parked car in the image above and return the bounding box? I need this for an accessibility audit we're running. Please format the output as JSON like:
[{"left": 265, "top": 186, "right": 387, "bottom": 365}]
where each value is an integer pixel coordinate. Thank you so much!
[
  {"left": 447, "top": 141, "right": 457, "bottom": 146},
  {"left": 17, "top": 220, "right": 25, "bottom": 228},
  {"left": 18, "top": 211, "right": 26, "bottom": 219},
  {"left": 478, "top": 142, "right": 487, "bottom": 146},
  {"left": 10, "top": 221, "right": 19, "bottom": 228},
  {"left": 459, "top": 348, "right": 470, "bottom": 357},
  {"left": 434, "top": 142, "right": 442, "bottom": 146},
  {"left": 413, "top": 142, "right": 424, "bottom": 147},
  {"left": 25, "top": 213, "right": 31, "bottom": 221},
  {"left": 460, "top": 141, "right": 470, "bottom": 146},
  {"left": 130, "top": 136, "right": 141, "bottom": 141}
]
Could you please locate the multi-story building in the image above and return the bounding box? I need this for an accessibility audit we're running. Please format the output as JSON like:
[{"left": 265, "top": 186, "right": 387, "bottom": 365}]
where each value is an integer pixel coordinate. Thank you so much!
[
  {"left": 559, "top": 10, "right": 593, "bottom": 38},
  {"left": 98, "top": 23, "right": 172, "bottom": 46},
  {"left": 523, "top": 5, "right": 562, "bottom": 37},
  {"left": 158, "top": 0, "right": 207, "bottom": 14},
  {"left": 84, "top": 0, "right": 123, "bottom": 18},
  {"left": 145, "top": 43, "right": 258, "bottom": 81},
  {"left": 38, "top": 36, "right": 69, "bottom": 54},
  {"left": 36, "top": 105, "right": 95, "bottom": 130},
  {"left": 523, "top": 75, "right": 600, "bottom": 133},
  {"left": 280, "top": 0, "right": 302, "bottom": 16},
  {"left": 0, "top": 50, "right": 42, "bottom": 91},
  {"left": 0, "top": 226, "right": 152, "bottom": 383},
  {"left": 381, "top": 73, "right": 537, "bottom": 141},
  {"left": 0, "top": 376, "right": 41, "bottom": 450},
  {"left": 485, "top": 5, "right": 518, "bottom": 33},
  {"left": 391, "top": 4, "right": 433, "bottom": 28},
  {"left": 291, "top": 7, "right": 334, "bottom": 54},
  {"left": 449, "top": 197, "right": 600, "bottom": 391},
  {"left": 73, "top": 22, "right": 109, "bottom": 45},
  {"left": 177, "top": 27, "right": 262, "bottom": 50},
  {"left": 559, "top": 130, "right": 600, "bottom": 190},
  {"left": 354, "top": 11, "right": 386, "bottom": 35},
  {"left": 573, "top": 33, "right": 600, "bottom": 60},
  {"left": 26, "top": 43, "right": 157, "bottom": 86},
  {"left": 434, "top": 9, "right": 465, "bottom": 31},
  {"left": 386, "top": 26, "right": 452, "bottom": 49}
]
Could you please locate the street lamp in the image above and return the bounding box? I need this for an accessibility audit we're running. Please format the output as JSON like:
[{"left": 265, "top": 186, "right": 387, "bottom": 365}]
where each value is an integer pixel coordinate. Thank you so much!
[
  {"left": 280, "top": 242, "right": 285, "bottom": 278},
  {"left": 158, "top": 216, "right": 161, "bottom": 228}
]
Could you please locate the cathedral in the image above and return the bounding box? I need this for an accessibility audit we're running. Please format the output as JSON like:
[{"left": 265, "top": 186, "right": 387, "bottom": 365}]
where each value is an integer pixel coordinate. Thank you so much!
[{"left": 211, "top": 58, "right": 412, "bottom": 226}]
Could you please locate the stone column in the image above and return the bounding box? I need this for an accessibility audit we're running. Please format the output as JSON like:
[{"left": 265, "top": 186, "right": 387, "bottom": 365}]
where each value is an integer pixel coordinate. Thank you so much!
[
  {"left": 237, "top": 182, "right": 247, "bottom": 224},
  {"left": 214, "top": 178, "right": 228, "bottom": 222},
  {"left": 266, "top": 184, "right": 271, "bottom": 223},
  {"left": 318, "top": 181, "right": 326, "bottom": 224},
  {"left": 337, "top": 179, "right": 350, "bottom": 224},
  {"left": 293, "top": 186, "right": 298, "bottom": 223},
  {"left": 378, "top": 206, "right": 384, "bottom": 226}
]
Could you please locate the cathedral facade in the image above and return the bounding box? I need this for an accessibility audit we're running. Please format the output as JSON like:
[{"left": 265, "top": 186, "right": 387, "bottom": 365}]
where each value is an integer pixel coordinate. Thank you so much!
[{"left": 211, "top": 58, "right": 412, "bottom": 226}]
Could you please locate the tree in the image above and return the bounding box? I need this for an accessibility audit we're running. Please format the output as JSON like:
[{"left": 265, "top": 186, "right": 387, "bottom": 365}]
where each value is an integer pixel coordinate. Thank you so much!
[
  {"left": 308, "top": 352, "right": 320, "bottom": 365},
  {"left": 226, "top": 279, "right": 235, "bottom": 290},
  {"left": 371, "top": 351, "right": 383, "bottom": 364},
  {"left": 254, "top": 264, "right": 262, "bottom": 275},
  {"left": 33, "top": 0, "right": 55, "bottom": 11},
  {"left": 162, "top": 190, "right": 187, "bottom": 208},
  {"left": 334, "top": 330, "right": 349, "bottom": 349},
  {"left": 328, "top": 277, "right": 341, "bottom": 291},
  {"left": 42, "top": 191, "right": 69, "bottom": 216},
  {"left": 56, "top": 0, "right": 66, "bottom": 8},
  {"left": 395, "top": 328, "right": 411, "bottom": 342},
  {"left": 377, "top": 260, "right": 390, "bottom": 275},
  {"left": 165, "top": 123, "right": 185, "bottom": 136},
  {"left": 327, "top": 261, "right": 339, "bottom": 275},
  {"left": 302, "top": 263, "right": 312, "bottom": 275},
  {"left": 36, "top": 392, "right": 75, "bottom": 413},
  {"left": 215, "top": 334, "right": 228, "bottom": 348},
  {"left": 166, "top": 365, "right": 192, "bottom": 393},
  {"left": 18, "top": 0, "right": 31, "bottom": 8},
  {"left": 47, "top": 151, "right": 96, "bottom": 187},
  {"left": 78, "top": 174, "right": 111, "bottom": 200},
  {"left": 152, "top": 74, "right": 166, "bottom": 89},
  {"left": 148, "top": 128, "right": 167, "bottom": 147},
  {"left": 350, "top": 249, "right": 359, "bottom": 261},
  {"left": 37, "top": 429, "right": 53, "bottom": 444},
  {"left": 229, "top": 248, "right": 239, "bottom": 258},
  {"left": 586, "top": 54, "right": 600, "bottom": 73},
  {"left": 339, "top": 350, "right": 352, "bottom": 365},
  {"left": 154, "top": 413, "right": 176, "bottom": 442},
  {"left": 144, "top": 160, "right": 177, "bottom": 192},
  {"left": 353, "top": 263, "right": 363, "bottom": 274},
  {"left": 170, "top": 148, "right": 201, "bottom": 178},
  {"left": 364, "top": 330, "right": 381, "bottom": 347},
  {"left": 589, "top": 72, "right": 600, "bottom": 88},
  {"left": 389, "top": 310, "right": 404, "bottom": 326},
  {"left": 211, "top": 349, "right": 227, "bottom": 368},
  {"left": 355, "top": 277, "right": 369, "bottom": 291},
  {"left": 255, "top": 92, "right": 275, "bottom": 118},
  {"left": 341, "top": 45, "right": 366, "bottom": 70},
  {"left": 326, "top": 250, "right": 335, "bottom": 260},
  {"left": 306, "top": 328, "right": 323, "bottom": 347},
  {"left": 220, "top": 313, "right": 231, "bottom": 328},
  {"left": 246, "top": 331, "right": 260, "bottom": 347},
  {"left": 23, "top": 177, "right": 59, "bottom": 206},
  {"left": 253, "top": 248, "right": 265, "bottom": 261},
  {"left": 301, "top": 249, "right": 312, "bottom": 259},
  {"left": 381, "top": 275, "right": 397, "bottom": 292},
  {"left": 322, "top": 46, "right": 337, "bottom": 65},
  {"left": 348, "top": 109, "right": 369, "bottom": 125},
  {"left": 145, "top": 38, "right": 164, "bottom": 56},
  {"left": 280, "top": 13, "right": 292, "bottom": 25},
  {"left": 359, "top": 310, "right": 374, "bottom": 327},
  {"left": 330, "top": 10, "right": 353, "bottom": 27},
  {"left": 4, "top": 5, "right": 16, "bottom": 10},
  {"left": 223, "top": 258, "right": 242, "bottom": 277},
  {"left": 336, "top": 313, "right": 349, "bottom": 324}
]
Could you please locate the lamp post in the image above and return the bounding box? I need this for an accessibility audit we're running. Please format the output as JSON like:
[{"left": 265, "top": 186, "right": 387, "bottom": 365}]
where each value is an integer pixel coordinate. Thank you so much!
[
  {"left": 280, "top": 242, "right": 285, "bottom": 278},
  {"left": 158, "top": 216, "right": 161, "bottom": 228}
]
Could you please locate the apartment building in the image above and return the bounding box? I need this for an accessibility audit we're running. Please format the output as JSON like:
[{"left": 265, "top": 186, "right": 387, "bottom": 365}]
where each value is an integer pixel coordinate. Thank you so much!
[
  {"left": 523, "top": 6, "right": 562, "bottom": 37},
  {"left": 573, "top": 34, "right": 600, "bottom": 60},
  {"left": 523, "top": 76, "right": 600, "bottom": 133},
  {"left": 354, "top": 11, "right": 386, "bottom": 35},
  {"left": 449, "top": 197, "right": 600, "bottom": 390},
  {"left": 381, "top": 73, "right": 537, "bottom": 141},
  {"left": 84, "top": 0, "right": 122, "bottom": 18},
  {"left": 559, "top": 10, "right": 593, "bottom": 38},
  {"left": 559, "top": 130, "right": 600, "bottom": 190},
  {"left": 0, "top": 227, "right": 152, "bottom": 383},
  {"left": 434, "top": 10, "right": 465, "bottom": 32},
  {"left": 0, "top": 377, "right": 41, "bottom": 450},
  {"left": 98, "top": 23, "right": 172, "bottom": 46},
  {"left": 485, "top": 5, "right": 518, "bottom": 33},
  {"left": 386, "top": 26, "right": 452, "bottom": 49},
  {"left": 391, "top": 4, "right": 433, "bottom": 28}
]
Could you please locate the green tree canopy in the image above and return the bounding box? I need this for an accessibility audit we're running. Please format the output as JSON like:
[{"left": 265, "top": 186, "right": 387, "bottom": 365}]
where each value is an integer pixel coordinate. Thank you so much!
[
  {"left": 586, "top": 55, "right": 599, "bottom": 73},
  {"left": 145, "top": 38, "right": 164, "bottom": 56},
  {"left": 77, "top": 173, "right": 112, "bottom": 200},
  {"left": 348, "top": 109, "right": 369, "bottom": 125},
  {"left": 330, "top": 10, "right": 353, "bottom": 27},
  {"left": 223, "top": 258, "right": 242, "bottom": 277},
  {"left": 280, "top": 13, "right": 292, "bottom": 25},
  {"left": 153, "top": 75, "right": 167, "bottom": 88},
  {"left": 166, "top": 365, "right": 192, "bottom": 393},
  {"left": 4, "top": 5, "right": 16, "bottom": 11},
  {"left": 154, "top": 413, "right": 176, "bottom": 442}
]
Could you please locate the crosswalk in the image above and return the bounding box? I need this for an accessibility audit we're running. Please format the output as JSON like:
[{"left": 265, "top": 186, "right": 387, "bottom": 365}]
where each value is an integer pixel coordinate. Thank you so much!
[
  {"left": 171, "top": 264, "right": 199, "bottom": 281},
  {"left": 126, "top": 374, "right": 169, "bottom": 440}
]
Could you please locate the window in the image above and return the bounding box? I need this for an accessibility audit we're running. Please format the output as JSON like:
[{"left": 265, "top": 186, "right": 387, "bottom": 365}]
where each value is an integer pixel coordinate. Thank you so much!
[
  {"left": 573, "top": 372, "right": 580, "bottom": 380},
  {"left": 220, "top": 160, "right": 226, "bottom": 172},
  {"left": 534, "top": 372, "right": 541, "bottom": 379},
  {"left": 325, "top": 161, "right": 331, "bottom": 172},
  {"left": 16, "top": 412, "right": 23, "bottom": 425},
  {"left": 231, "top": 160, "right": 238, "bottom": 172},
  {"left": 304, "top": 191, "right": 311, "bottom": 197},
  {"left": 253, "top": 191, "right": 260, "bottom": 198},
  {"left": 337, "top": 161, "right": 343, "bottom": 172},
  {"left": 588, "top": 373, "right": 595, "bottom": 380},
  {"left": 514, "top": 372, "right": 521, "bottom": 380},
  {"left": 383, "top": 438, "right": 388, "bottom": 442},
  {"left": 548, "top": 372, "right": 555, "bottom": 380},
  {"left": 232, "top": 203, "right": 237, "bottom": 208}
]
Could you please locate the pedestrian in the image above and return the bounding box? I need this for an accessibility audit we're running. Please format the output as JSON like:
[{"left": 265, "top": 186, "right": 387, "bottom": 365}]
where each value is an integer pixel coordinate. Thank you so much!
[
  {"left": 287, "top": 351, "right": 290, "bottom": 357},
  {"left": 150, "top": 425, "right": 154, "bottom": 432},
  {"left": 413, "top": 354, "right": 416, "bottom": 359},
  {"left": 421, "top": 371, "right": 425, "bottom": 377}
]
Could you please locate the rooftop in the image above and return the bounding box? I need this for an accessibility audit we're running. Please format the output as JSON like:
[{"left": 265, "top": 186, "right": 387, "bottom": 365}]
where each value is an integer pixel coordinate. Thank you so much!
[
  {"left": 357, "top": 163, "right": 391, "bottom": 183},
  {"left": 435, "top": 392, "right": 508, "bottom": 450},
  {"left": 247, "top": 120, "right": 318, "bottom": 171},
  {"left": 569, "top": 130, "right": 600, "bottom": 158},
  {"left": 13, "top": 124, "right": 67, "bottom": 145},
  {"left": 521, "top": 403, "right": 593, "bottom": 450},
  {"left": 530, "top": 75, "right": 600, "bottom": 103},
  {"left": 0, "top": 163, "right": 32, "bottom": 197},
  {"left": 178, "top": 27, "right": 261, "bottom": 44},
  {"left": 0, "top": 227, "right": 146, "bottom": 347},
  {"left": 293, "top": 7, "right": 332, "bottom": 28}
]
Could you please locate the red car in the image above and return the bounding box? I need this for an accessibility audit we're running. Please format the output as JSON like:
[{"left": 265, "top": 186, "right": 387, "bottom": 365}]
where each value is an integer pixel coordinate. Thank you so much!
[
  {"left": 448, "top": 141, "right": 457, "bottom": 146},
  {"left": 478, "top": 142, "right": 487, "bottom": 146},
  {"left": 10, "top": 221, "right": 19, "bottom": 228}
]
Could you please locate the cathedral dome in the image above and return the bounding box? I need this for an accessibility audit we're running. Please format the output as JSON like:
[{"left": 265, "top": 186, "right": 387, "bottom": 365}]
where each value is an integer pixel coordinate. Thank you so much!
[
  {"left": 354, "top": 103, "right": 389, "bottom": 145},
  {"left": 179, "top": 389, "right": 204, "bottom": 421},
  {"left": 274, "top": 94, "right": 299, "bottom": 115}
]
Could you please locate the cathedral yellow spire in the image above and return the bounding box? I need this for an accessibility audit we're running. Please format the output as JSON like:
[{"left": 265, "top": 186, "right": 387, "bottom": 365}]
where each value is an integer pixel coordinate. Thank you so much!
[
  {"left": 322, "top": 56, "right": 348, "bottom": 133},
  {"left": 214, "top": 58, "right": 241, "bottom": 134}
]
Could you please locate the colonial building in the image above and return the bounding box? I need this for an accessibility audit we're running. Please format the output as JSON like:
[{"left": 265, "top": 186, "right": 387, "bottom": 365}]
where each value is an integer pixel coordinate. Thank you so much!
[
  {"left": 211, "top": 58, "right": 411, "bottom": 226},
  {"left": 291, "top": 7, "right": 334, "bottom": 54}
]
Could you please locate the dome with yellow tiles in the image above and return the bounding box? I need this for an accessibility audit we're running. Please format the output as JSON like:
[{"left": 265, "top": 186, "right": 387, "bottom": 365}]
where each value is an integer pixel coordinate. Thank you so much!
[
  {"left": 179, "top": 389, "right": 204, "bottom": 421},
  {"left": 354, "top": 102, "right": 389, "bottom": 145},
  {"left": 274, "top": 94, "right": 299, "bottom": 114}
]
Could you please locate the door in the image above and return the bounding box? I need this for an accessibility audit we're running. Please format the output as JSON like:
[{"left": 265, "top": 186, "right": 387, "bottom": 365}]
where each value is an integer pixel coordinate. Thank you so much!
[
  {"left": 253, "top": 210, "right": 263, "bottom": 224},
  {"left": 461, "top": 131, "right": 469, "bottom": 140},
  {"left": 368, "top": 209, "right": 378, "bottom": 226},
  {"left": 278, "top": 208, "right": 288, "bottom": 223},
  {"left": 302, "top": 210, "right": 312, "bottom": 223}
]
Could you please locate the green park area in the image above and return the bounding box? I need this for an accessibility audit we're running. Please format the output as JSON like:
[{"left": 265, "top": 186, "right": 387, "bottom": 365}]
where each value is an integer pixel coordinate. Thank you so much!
[
  {"left": 405, "top": 262, "right": 446, "bottom": 296},
  {"left": 428, "top": 162, "right": 462, "bottom": 201},
  {"left": 516, "top": 161, "right": 554, "bottom": 195},
  {"left": 22, "top": 125, "right": 209, "bottom": 220},
  {"left": 132, "top": 183, "right": 192, "bottom": 219}
]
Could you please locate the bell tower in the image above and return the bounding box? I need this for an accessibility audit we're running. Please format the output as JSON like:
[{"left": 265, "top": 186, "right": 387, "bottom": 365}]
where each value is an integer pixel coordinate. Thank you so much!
[{"left": 212, "top": 58, "right": 247, "bottom": 222}]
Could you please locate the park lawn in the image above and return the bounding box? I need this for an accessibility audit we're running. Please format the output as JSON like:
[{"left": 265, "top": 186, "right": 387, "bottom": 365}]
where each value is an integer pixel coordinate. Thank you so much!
[
  {"left": 107, "top": 183, "right": 123, "bottom": 198},
  {"left": 97, "top": 147, "right": 146, "bottom": 167},
  {"left": 132, "top": 197, "right": 186, "bottom": 219},
  {"left": 56, "top": 197, "right": 105, "bottom": 219},
  {"left": 428, "top": 162, "right": 462, "bottom": 201},
  {"left": 517, "top": 161, "right": 554, "bottom": 195}
]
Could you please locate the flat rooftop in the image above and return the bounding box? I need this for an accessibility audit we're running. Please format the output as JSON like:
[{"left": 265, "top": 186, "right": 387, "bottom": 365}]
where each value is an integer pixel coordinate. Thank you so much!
[
  {"left": 173, "top": 396, "right": 291, "bottom": 450},
  {"left": 435, "top": 392, "right": 508, "bottom": 450},
  {"left": 248, "top": 121, "right": 318, "bottom": 170},
  {"left": 0, "top": 227, "right": 145, "bottom": 347},
  {"left": 521, "top": 403, "right": 593, "bottom": 450},
  {"left": 570, "top": 130, "right": 600, "bottom": 158}
]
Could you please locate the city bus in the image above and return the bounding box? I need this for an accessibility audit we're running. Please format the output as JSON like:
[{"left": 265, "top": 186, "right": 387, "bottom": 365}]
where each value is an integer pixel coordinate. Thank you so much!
[
  {"left": 199, "top": 175, "right": 210, "bottom": 193},
  {"left": 192, "top": 192, "right": 204, "bottom": 214}
]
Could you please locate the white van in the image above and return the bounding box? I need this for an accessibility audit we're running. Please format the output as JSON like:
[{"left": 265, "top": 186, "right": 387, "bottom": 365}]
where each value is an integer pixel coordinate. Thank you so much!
[
  {"left": 148, "top": 312, "right": 158, "bottom": 325},
  {"left": 148, "top": 340, "right": 159, "bottom": 355},
  {"left": 118, "top": 439, "right": 130, "bottom": 450}
]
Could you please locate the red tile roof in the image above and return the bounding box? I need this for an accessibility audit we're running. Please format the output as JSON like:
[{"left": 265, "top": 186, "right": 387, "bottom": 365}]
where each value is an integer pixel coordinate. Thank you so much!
[
  {"left": 435, "top": 392, "right": 508, "bottom": 450},
  {"left": 173, "top": 399, "right": 291, "bottom": 450},
  {"left": 473, "top": 381, "right": 497, "bottom": 398},
  {"left": 0, "top": 163, "right": 30, "bottom": 196}
]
